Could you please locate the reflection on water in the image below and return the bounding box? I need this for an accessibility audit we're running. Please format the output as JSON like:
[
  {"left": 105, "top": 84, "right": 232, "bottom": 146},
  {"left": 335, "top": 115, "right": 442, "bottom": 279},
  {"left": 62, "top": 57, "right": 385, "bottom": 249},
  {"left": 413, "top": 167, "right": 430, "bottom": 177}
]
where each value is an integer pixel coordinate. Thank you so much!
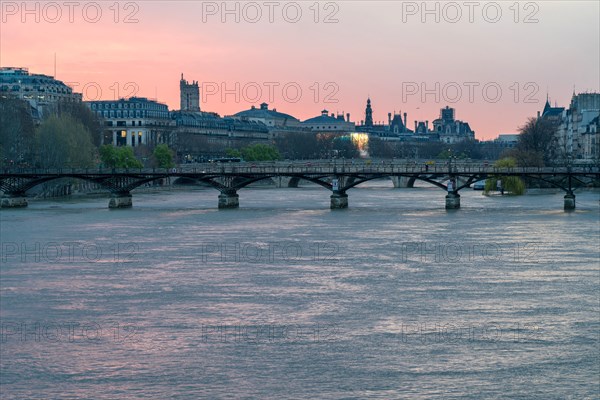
[{"left": 1, "top": 184, "right": 599, "bottom": 399}]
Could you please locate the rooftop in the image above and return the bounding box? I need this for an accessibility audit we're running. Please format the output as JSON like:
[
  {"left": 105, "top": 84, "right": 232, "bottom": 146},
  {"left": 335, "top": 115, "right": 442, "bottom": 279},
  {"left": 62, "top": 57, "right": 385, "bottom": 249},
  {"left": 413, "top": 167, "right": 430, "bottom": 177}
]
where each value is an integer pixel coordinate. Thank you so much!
[{"left": 234, "top": 103, "right": 299, "bottom": 122}]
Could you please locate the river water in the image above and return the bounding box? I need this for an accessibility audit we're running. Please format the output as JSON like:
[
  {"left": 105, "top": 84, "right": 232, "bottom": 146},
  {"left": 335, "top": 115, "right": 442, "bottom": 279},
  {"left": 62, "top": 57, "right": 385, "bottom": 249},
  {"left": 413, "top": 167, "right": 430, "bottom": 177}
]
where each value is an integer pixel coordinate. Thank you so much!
[{"left": 1, "top": 183, "right": 599, "bottom": 399}]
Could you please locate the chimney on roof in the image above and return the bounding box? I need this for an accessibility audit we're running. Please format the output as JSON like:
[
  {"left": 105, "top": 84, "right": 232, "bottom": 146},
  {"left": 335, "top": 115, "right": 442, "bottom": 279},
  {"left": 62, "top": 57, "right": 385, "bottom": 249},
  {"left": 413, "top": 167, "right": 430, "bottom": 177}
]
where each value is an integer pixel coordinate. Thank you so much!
[
  {"left": 404, "top": 112, "right": 407, "bottom": 128},
  {"left": 414, "top": 121, "right": 418, "bottom": 131},
  {"left": 346, "top": 113, "right": 350, "bottom": 122},
  {"left": 388, "top": 112, "right": 392, "bottom": 125}
]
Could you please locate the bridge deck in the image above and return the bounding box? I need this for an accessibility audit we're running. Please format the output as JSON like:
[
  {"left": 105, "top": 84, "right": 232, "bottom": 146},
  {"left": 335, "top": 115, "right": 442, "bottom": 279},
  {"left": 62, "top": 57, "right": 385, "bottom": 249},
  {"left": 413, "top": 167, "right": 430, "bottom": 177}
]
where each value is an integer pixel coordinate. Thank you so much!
[{"left": 2, "top": 162, "right": 599, "bottom": 176}]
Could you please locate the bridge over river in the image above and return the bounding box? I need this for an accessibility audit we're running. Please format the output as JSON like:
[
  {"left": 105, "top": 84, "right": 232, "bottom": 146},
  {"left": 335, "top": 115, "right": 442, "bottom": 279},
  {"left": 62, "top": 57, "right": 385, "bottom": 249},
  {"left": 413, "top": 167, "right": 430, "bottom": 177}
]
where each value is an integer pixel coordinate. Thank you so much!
[{"left": 1, "top": 161, "right": 598, "bottom": 210}]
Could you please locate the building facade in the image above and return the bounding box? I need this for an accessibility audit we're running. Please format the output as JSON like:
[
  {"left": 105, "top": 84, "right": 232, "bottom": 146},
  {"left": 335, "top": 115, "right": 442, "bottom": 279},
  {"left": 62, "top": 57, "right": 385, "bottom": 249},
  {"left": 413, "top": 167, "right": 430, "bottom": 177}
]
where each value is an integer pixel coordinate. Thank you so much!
[
  {"left": 0, "top": 67, "right": 82, "bottom": 119},
  {"left": 356, "top": 100, "right": 475, "bottom": 143},
  {"left": 356, "top": 98, "right": 412, "bottom": 139},
  {"left": 540, "top": 92, "right": 600, "bottom": 161},
  {"left": 356, "top": 98, "right": 463, "bottom": 143},
  {"left": 233, "top": 103, "right": 301, "bottom": 128},
  {"left": 432, "top": 106, "right": 475, "bottom": 144},
  {"left": 559, "top": 93, "right": 599, "bottom": 160},
  {"left": 87, "top": 97, "right": 174, "bottom": 147},
  {"left": 180, "top": 74, "right": 200, "bottom": 112},
  {"left": 495, "top": 134, "right": 520, "bottom": 148},
  {"left": 301, "top": 110, "right": 356, "bottom": 132}
]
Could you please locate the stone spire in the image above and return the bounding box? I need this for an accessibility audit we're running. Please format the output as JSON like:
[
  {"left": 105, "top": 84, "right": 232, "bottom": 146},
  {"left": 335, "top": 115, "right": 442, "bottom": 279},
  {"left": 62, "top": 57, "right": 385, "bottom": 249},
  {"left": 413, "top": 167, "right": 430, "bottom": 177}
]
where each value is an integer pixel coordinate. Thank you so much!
[{"left": 365, "top": 98, "right": 373, "bottom": 127}]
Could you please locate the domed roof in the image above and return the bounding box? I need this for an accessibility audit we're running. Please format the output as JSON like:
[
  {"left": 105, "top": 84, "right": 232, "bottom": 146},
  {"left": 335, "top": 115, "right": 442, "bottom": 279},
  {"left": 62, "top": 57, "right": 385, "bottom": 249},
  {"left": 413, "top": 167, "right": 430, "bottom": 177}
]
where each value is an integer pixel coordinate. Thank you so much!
[
  {"left": 302, "top": 110, "right": 346, "bottom": 124},
  {"left": 303, "top": 115, "right": 340, "bottom": 124},
  {"left": 234, "top": 103, "right": 299, "bottom": 122}
]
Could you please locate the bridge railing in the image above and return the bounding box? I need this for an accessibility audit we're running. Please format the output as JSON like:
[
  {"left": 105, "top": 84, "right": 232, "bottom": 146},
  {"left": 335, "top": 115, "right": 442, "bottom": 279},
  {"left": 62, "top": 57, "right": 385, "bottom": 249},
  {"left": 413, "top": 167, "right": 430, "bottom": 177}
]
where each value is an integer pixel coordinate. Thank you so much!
[{"left": 1, "top": 164, "right": 598, "bottom": 175}]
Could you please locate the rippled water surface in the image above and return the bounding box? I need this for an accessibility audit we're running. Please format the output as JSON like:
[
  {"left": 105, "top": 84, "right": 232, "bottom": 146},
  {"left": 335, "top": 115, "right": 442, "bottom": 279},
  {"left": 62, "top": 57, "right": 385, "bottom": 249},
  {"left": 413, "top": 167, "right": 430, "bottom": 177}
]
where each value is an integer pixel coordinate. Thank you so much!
[{"left": 1, "top": 184, "right": 599, "bottom": 399}]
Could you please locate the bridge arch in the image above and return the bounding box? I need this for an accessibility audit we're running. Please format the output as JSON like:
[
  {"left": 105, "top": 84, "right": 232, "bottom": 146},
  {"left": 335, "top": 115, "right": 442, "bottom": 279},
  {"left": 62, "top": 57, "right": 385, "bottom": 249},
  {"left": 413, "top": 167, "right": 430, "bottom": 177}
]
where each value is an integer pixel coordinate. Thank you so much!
[
  {"left": 340, "top": 174, "right": 449, "bottom": 192},
  {"left": 228, "top": 174, "right": 334, "bottom": 191},
  {"left": 0, "top": 174, "right": 179, "bottom": 197}
]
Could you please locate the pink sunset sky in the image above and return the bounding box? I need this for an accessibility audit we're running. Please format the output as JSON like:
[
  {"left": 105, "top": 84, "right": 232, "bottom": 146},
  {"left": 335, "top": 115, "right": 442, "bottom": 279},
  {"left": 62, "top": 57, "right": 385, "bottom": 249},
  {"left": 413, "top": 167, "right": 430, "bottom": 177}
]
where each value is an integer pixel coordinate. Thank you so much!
[{"left": 2, "top": 0, "right": 598, "bottom": 140}]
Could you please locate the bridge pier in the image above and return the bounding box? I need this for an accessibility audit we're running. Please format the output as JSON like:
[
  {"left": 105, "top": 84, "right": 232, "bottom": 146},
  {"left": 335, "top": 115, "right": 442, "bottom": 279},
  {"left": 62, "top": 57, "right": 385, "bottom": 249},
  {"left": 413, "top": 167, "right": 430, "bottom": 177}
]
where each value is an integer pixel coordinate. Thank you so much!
[
  {"left": 218, "top": 191, "right": 239, "bottom": 209},
  {"left": 1, "top": 193, "right": 28, "bottom": 208},
  {"left": 564, "top": 192, "right": 576, "bottom": 211},
  {"left": 445, "top": 192, "right": 461, "bottom": 209},
  {"left": 109, "top": 192, "right": 133, "bottom": 209},
  {"left": 330, "top": 192, "right": 348, "bottom": 209}
]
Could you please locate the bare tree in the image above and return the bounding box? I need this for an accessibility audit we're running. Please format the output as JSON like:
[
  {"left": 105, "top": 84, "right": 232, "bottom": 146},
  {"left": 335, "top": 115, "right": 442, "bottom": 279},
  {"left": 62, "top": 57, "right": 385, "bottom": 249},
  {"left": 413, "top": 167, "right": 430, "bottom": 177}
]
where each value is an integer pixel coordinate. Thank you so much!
[
  {"left": 513, "top": 117, "right": 559, "bottom": 166},
  {"left": 275, "top": 132, "right": 320, "bottom": 159}
]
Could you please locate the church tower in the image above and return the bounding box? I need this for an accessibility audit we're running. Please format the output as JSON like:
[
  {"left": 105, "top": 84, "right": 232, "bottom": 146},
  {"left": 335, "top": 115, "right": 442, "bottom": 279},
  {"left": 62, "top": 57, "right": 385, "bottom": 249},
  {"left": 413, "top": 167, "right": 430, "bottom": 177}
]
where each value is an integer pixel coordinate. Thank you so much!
[
  {"left": 180, "top": 74, "right": 200, "bottom": 112},
  {"left": 365, "top": 98, "right": 373, "bottom": 127}
]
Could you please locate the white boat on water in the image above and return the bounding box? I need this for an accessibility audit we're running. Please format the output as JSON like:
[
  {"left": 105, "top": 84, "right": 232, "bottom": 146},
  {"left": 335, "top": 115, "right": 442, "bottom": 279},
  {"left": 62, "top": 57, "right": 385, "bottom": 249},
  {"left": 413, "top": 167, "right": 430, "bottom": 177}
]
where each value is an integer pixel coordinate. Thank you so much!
[{"left": 472, "top": 180, "right": 486, "bottom": 190}]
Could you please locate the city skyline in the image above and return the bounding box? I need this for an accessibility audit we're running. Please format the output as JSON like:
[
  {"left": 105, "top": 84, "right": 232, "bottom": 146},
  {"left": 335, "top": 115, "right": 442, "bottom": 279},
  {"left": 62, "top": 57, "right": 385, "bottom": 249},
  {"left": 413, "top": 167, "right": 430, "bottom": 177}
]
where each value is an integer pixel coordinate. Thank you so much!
[{"left": 2, "top": 1, "right": 599, "bottom": 139}]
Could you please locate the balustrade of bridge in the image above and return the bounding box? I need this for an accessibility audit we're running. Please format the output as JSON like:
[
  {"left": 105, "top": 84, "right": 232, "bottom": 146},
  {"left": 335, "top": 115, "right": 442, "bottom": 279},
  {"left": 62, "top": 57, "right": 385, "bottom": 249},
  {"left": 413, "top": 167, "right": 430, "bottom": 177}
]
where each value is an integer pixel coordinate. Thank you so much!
[{"left": 3, "top": 163, "right": 599, "bottom": 175}]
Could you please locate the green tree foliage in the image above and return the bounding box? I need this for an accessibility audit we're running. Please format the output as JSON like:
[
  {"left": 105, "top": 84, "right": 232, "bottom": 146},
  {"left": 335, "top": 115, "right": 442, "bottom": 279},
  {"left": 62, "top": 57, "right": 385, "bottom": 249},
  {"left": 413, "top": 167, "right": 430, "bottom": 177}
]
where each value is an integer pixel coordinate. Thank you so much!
[
  {"left": 227, "top": 144, "right": 281, "bottom": 161},
  {"left": 36, "top": 115, "right": 97, "bottom": 168},
  {"left": 0, "top": 96, "right": 35, "bottom": 166},
  {"left": 226, "top": 148, "right": 242, "bottom": 158},
  {"left": 99, "top": 145, "right": 143, "bottom": 168},
  {"left": 484, "top": 157, "right": 526, "bottom": 195},
  {"left": 153, "top": 144, "right": 175, "bottom": 168}
]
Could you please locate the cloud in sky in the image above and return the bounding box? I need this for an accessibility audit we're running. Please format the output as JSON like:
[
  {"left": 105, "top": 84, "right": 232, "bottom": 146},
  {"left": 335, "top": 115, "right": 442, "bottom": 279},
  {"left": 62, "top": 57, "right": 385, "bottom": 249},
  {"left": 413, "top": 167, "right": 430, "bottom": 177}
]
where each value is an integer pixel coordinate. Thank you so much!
[{"left": 2, "top": 0, "right": 598, "bottom": 139}]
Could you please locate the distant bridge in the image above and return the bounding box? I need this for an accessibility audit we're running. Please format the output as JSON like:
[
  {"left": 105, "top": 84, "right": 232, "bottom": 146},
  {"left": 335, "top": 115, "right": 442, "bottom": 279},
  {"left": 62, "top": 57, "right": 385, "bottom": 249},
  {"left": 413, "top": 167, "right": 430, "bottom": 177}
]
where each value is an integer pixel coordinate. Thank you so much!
[{"left": 1, "top": 161, "right": 599, "bottom": 210}]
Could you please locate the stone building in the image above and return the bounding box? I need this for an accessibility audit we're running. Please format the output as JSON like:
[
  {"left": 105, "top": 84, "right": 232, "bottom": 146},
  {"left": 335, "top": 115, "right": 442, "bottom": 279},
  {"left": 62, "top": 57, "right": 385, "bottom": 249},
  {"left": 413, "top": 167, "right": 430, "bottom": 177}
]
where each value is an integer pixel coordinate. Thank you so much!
[
  {"left": 540, "top": 92, "right": 600, "bottom": 161},
  {"left": 432, "top": 106, "right": 475, "bottom": 144},
  {"left": 559, "top": 93, "right": 599, "bottom": 160},
  {"left": 495, "top": 134, "right": 520, "bottom": 148},
  {"left": 356, "top": 98, "right": 414, "bottom": 140},
  {"left": 87, "top": 97, "right": 174, "bottom": 147},
  {"left": 0, "top": 67, "right": 82, "bottom": 119},
  {"left": 233, "top": 102, "right": 301, "bottom": 128},
  {"left": 301, "top": 109, "right": 356, "bottom": 132},
  {"left": 172, "top": 110, "right": 271, "bottom": 156},
  {"left": 173, "top": 78, "right": 276, "bottom": 158},
  {"left": 180, "top": 74, "right": 200, "bottom": 112}
]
